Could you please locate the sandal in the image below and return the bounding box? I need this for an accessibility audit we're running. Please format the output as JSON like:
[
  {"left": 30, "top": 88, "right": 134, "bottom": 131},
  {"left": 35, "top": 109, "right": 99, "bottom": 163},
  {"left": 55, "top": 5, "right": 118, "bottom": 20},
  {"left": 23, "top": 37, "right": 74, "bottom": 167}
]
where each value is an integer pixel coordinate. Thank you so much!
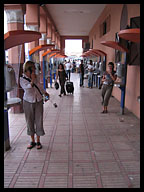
[
  {"left": 36, "top": 142, "right": 42, "bottom": 150},
  {"left": 27, "top": 142, "right": 36, "bottom": 149}
]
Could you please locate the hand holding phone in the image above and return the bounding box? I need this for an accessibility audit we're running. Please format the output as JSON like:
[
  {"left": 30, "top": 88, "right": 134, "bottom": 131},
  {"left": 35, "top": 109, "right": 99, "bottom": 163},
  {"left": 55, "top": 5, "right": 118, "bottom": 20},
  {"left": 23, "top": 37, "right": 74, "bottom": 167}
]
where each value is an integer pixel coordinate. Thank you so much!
[
  {"left": 31, "top": 72, "right": 36, "bottom": 82},
  {"left": 28, "top": 66, "right": 36, "bottom": 82}
]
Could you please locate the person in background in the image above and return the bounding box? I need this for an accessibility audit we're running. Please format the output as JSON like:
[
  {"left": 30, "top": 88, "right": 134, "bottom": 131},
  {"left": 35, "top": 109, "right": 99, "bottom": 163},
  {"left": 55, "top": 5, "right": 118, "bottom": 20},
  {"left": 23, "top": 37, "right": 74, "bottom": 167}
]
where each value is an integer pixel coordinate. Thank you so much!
[
  {"left": 65, "top": 60, "right": 71, "bottom": 80},
  {"left": 101, "top": 62, "right": 117, "bottom": 113},
  {"left": 64, "top": 59, "right": 67, "bottom": 67},
  {"left": 76, "top": 60, "right": 80, "bottom": 73},
  {"left": 56, "top": 63, "right": 68, "bottom": 97},
  {"left": 20, "top": 61, "right": 49, "bottom": 149},
  {"left": 87, "top": 60, "right": 94, "bottom": 88},
  {"left": 72, "top": 60, "right": 76, "bottom": 72},
  {"left": 79, "top": 60, "right": 85, "bottom": 87}
]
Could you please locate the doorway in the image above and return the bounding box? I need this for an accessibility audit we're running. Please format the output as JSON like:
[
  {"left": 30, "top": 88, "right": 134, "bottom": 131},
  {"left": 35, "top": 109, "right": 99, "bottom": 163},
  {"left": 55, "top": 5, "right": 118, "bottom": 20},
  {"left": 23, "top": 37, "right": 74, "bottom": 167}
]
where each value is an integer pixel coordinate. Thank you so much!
[{"left": 65, "top": 39, "right": 82, "bottom": 58}]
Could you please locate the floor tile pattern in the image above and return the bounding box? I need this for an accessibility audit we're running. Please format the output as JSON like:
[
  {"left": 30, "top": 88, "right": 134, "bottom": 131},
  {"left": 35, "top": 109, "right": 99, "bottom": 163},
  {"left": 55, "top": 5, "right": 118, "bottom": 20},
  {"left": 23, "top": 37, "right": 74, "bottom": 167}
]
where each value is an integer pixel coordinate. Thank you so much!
[{"left": 4, "top": 73, "right": 140, "bottom": 188}]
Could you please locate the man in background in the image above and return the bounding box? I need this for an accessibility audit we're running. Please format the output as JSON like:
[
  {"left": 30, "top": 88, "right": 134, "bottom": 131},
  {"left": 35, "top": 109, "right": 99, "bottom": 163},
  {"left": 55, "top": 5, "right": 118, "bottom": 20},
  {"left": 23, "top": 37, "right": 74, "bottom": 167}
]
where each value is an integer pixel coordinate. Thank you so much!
[{"left": 65, "top": 60, "right": 71, "bottom": 80}]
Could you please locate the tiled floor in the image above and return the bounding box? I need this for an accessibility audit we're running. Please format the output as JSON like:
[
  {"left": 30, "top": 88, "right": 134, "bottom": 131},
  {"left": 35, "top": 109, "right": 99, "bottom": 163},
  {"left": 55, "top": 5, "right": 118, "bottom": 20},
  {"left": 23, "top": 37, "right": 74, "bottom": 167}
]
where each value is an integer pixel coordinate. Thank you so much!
[{"left": 4, "top": 73, "right": 140, "bottom": 188}]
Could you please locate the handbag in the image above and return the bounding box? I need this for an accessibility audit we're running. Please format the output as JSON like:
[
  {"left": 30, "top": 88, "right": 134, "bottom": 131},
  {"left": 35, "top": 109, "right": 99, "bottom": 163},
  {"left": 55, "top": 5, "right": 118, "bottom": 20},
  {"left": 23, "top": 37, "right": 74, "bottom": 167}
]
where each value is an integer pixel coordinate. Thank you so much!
[
  {"left": 54, "top": 82, "right": 59, "bottom": 90},
  {"left": 99, "top": 82, "right": 103, "bottom": 89}
]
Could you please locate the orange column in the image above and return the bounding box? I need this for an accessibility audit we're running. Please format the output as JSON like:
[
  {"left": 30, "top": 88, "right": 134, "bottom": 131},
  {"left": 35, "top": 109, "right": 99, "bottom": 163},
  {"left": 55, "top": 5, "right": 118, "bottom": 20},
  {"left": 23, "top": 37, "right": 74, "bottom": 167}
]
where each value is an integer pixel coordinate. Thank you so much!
[{"left": 4, "top": 4, "right": 26, "bottom": 113}]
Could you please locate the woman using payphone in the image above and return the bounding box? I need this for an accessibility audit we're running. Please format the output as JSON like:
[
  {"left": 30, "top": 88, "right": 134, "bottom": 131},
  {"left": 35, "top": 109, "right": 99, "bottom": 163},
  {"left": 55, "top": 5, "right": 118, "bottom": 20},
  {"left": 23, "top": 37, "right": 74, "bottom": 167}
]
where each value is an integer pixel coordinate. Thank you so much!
[
  {"left": 20, "top": 61, "right": 50, "bottom": 149},
  {"left": 101, "top": 62, "right": 117, "bottom": 113}
]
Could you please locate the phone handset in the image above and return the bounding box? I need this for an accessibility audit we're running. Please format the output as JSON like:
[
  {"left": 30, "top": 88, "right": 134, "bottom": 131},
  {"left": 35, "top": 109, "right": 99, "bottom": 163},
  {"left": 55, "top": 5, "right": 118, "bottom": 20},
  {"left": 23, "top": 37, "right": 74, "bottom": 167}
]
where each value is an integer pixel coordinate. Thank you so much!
[{"left": 28, "top": 67, "right": 32, "bottom": 74}]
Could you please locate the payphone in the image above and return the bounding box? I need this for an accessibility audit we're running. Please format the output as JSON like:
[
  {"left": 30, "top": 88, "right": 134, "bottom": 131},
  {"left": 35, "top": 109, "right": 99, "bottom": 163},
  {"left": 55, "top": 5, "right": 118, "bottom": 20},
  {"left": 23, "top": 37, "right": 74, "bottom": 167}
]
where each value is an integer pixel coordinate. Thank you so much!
[
  {"left": 116, "top": 62, "right": 125, "bottom": 80},
  {"left": 35, "top": 62, "right": 41, "bottom": 75},
  {"left": 114, "top": 34, "right": 128, "bottom": 114},
  {"left": 4, "top": 64, "right": 17, "bottom": 92},
  {"left": 97, "top": 55, "right": 106, "bottom": 88}
]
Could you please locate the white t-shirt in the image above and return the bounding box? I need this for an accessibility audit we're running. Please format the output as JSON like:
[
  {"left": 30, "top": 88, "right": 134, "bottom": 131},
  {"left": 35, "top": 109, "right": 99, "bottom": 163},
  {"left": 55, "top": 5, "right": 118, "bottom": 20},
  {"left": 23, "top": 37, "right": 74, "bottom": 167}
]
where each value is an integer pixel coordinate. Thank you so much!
[
  {"left": 76, "top": 62, "right": 80, "bottom": 68},
  {"left": 65, "top": 63, "right": 71, "bottom": 70},
  {"left": 88, "top": 65, "right": 94, "bottom": 74}
]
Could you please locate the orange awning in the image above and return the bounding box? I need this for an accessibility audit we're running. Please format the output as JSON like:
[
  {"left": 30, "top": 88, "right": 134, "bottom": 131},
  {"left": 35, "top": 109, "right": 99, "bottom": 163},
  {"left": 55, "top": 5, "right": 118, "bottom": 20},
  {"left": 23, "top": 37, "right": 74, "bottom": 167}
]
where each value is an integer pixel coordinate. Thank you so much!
[
  {"left": 4, "top": 30, "right": 41, "bottom": 50},
  {"left": 54, "top": 54, "right": 65, "bottom": 58},
  {"left": 29, "top": 44, "right": 55, "bottom": 56},
  {"left": 81, "top": 53, "right": 88, "bottom": 57},
  {"left": 118, "top": 28, "right": 140, "bottom": 43},
  {"left": 84, "top": 52, "right": 93, "bottom": 57},
  {"left": 89, "top": 49, "right": 107, "bottom": 56},
  {"left": 86, "top": 50, "right": 100, "bottom": 57},
  {"left": 81, "top": 49, "right": 106, "bottom": 57},
  {"left": 42, "top": 50, "right": 52, "bottom": 57},
  {"left": 48, "top": 52, "right": 58, "bottom": 58},
  {"left": 101, "top": 41, "right": 129, "bottom": 53},
  {"left": 42, "top": 49, "right": 60, "bottom": 57}
]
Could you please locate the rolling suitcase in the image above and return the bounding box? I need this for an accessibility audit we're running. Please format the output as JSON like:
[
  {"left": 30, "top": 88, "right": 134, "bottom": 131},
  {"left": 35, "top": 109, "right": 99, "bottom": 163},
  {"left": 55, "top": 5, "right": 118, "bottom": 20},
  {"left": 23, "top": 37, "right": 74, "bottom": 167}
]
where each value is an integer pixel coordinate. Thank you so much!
[{"left": 66, "top": 81, "right": 74, "bottom": 94}]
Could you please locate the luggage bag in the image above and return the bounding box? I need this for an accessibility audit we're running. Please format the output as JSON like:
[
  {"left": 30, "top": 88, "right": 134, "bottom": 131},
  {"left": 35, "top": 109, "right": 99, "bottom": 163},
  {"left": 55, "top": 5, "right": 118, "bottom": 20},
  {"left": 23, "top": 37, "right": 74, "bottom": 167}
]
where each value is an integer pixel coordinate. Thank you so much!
[{"left": 66, "top": 81, "right": 74, "bottom": 94}]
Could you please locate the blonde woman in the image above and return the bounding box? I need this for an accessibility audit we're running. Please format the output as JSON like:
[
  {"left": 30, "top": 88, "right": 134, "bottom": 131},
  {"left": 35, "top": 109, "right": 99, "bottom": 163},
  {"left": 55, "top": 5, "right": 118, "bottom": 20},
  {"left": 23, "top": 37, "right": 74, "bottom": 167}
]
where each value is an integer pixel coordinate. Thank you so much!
[{"left": 20, "top": 61, "right": 49, "bottom": 149}]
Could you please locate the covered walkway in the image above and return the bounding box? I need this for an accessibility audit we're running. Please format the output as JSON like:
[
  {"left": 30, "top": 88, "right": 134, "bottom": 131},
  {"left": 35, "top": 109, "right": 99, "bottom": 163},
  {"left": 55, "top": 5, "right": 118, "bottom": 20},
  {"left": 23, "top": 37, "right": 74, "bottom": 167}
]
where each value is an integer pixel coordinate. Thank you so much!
[{"left": 4, "top": 73, "right": 140, "bottom": 188}]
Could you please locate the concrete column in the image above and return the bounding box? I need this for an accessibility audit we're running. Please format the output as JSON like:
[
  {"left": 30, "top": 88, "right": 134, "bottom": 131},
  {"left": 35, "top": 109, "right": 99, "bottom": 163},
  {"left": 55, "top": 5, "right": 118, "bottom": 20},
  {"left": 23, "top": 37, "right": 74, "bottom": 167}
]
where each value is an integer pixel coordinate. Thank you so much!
[
  {"left": 57, "top": 35, "right": 61, "bottom": 50},
  {"left": 26, "top": 25, "right": 39, "bottom": 53},
  {"left": 47, "top": 19, "right": 52, "bottom": 41},
  {"left": 47, "top": 19, "right": 52, "bottom": 44},
  {"left": 25, "top": 4, "right": 39, "bottom": 25},
  {"left": 39, "top": 7, "right": 48, "bottom": 83},
  {"left": 55, "top": 32, "right": 57, "bottom": 46},
  {"left": 25, "top": 4, "right": 40, "bottom": 60},
  {"left": 25, "top": 25, "right": 39, "bottom": 64},
  {"left": 60, "top": 36, "right": 65, "bottom": 55},
  {"left": 4, "top": 5, "right": 26, "bottom": 113},
  {"left": 39, "top": 7, "right": 47, "bottom": 83},
  {"left": 55, "top": 32, "right": 60, "bottom": 49},
  {"left": 51, "top": 26, "right": 55, "bottom": 44},
  {"left": 39, "top": 33, "right": 47, "bottom": 85},
  {"left": 47, "top": 38, "right": 51, "bottom": 44}
]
